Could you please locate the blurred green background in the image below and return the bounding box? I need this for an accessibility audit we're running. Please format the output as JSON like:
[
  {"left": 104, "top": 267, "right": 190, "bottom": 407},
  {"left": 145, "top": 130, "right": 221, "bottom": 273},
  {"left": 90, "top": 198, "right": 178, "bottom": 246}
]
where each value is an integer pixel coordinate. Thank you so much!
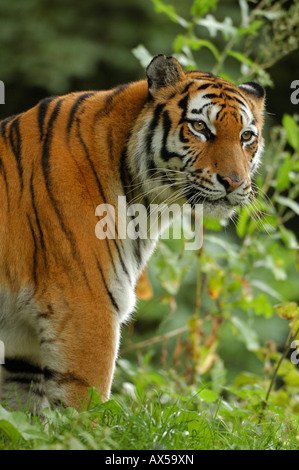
[{"left": 0, "top": 0, "right": 298, "bottom": 387}]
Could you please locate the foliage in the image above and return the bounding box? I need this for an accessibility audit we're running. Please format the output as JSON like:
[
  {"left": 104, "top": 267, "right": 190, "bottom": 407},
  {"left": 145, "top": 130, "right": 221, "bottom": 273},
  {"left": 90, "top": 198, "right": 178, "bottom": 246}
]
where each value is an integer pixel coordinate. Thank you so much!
[
  {"left": 126, "top": 112, "right": 299, "bottom": 416},
  {"left": 1, "top": 373, "right": 299, "bottom": 450},
  {"left": 0, "top": 0, "right": 298, "bottom": 451},
  {"left": 136, "top": 0, "right": 299, "bottom": 87},
  {"left": 126, "top": 0, "right": 299, "bottom": 443}
]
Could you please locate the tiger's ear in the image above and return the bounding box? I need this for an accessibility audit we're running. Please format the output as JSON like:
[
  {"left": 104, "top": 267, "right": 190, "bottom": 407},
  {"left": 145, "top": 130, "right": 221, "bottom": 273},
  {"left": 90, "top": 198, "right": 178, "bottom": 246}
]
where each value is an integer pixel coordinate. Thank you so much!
[
  {"left": 238, "top": 81, "right": 265, "bottom": 101},
  {"left": 146, "top": 55, "right": 184, "bottom": 96}
]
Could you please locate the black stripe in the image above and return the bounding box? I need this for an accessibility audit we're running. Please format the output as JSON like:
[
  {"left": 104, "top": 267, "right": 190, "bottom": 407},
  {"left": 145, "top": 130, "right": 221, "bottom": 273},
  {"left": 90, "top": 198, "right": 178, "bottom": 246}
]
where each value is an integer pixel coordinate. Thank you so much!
[
  {"left": 3, "top": 358, "right": 43, "bottom": 375},
  {"left": 197, "top": 83, "right": 211, "bottom": 92},
  {"left": 120, "top": 145, "right": 137, "bottom": 206},
  {"left": 8, "top": 117, "right": 23, "bottom": 192},
  {"left": 191, "top": 102, "right": 211, "bottom": 116},
  {"left": 146, "top": 103, "right": 165, "bottom": 153},
  {"left": 187, "top": 70, "right": 215, "bottom": 77},
  {"left": 104, "top": 84, "right": 129, "bottom": 110},
  {"left": 109, "top": 149, "right": 133, "bottom": 281},
  {"left": 67, "top": 92, "right": 94, "bottom": 138},
  {"left": 182, "top": 156, "right": 192, "bottom": 171},
  {"left": 181, "top": 82, "right": 193, "bottom": 94},
  {"left": 94, "top": 84, "right": 130, "bottom": 122},
  {"left": 42, "top": 99, "right": 63, "bottom": 193},
  {"left": 27, "top": 215, "right": 38, "bottom": 284},
  {"left": 42, "top": 99, "right": 92, "bottom": 290},
  {"left": 119, "top": 147, "right": 130, "bottom": 195},
  {"left": 179, "top": 126, "right": 189, "bottom": 144},
  {"left": 77, "top": 118, "right": 130, "bottom": 282},
  {"left": 178, "top": 94, "right": 189, "bottom": 124},
  {"left": 43, "top": 368, "right": 87, "bottom": 386},
  {"left": 4, "top": 376, "right": 43, "bottom": 386},
  {"left": 76, "top": 117, "right": 107, "bottom": 204},
  {"left": 225, "top": 93, "right": 248, "bottom": 109},
  {"left": 0, "top": 155, "right": 9, "bottom": 202},
  {"left": 96, "top": 259, "right": 119, "bottom": 312},
  {"left": 30, "top": 170, "right": 47, "bottom": 267},
  {"left": 37, "top": 96, "right": 57, "bottom": 141},
  {"left": 76, "top": 118, "right": 121, "bottom": 278},
  {"left": 198, "top": 177, "right": 214, "bottom": 187},
  {"left": 202, "top": 93, "right": 219, "bottom": 100},
  {"left": 136, "top": 237, "right": 141, "bottom": 268},
  {"left": 3, "top": 359, "right": 86, "bottom": 390},
  {"left": 77, "top": 118, "right": 122, "bottom": 241},
  {"left": 218, "top": 110, "right": 227, "bottom": 122},
  {"left": 224, "top": 86, "right": 245, "bottom": 97},
  {"left": 0, "top": 115, "right": 17, "bottom": 143},
  {"left": 215, "top": 104, "right": 226, "bottom": 120},
  {"left": 113, "top": 239, "right": 131, "bottom": 282},
  {"left": 161, "top": 110, "right": 177, "bottom": 161}
]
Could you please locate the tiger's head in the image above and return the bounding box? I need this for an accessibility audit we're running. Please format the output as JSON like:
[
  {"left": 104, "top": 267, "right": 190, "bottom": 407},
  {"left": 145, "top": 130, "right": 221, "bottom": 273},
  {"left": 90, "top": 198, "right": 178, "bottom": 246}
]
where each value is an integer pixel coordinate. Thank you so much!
[{"left": 128, "top": 54, "right": 265, "bottom": 219}]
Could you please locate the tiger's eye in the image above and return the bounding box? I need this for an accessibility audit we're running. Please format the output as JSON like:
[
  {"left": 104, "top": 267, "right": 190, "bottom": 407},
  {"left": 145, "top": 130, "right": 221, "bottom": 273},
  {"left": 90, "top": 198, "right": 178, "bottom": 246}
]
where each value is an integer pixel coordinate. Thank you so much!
[
  {"left": 192, "top": 121, "right": 206, "bottom": 132},
  {"left": 241, "top": 130, "right": 254, "bottom": 141}
]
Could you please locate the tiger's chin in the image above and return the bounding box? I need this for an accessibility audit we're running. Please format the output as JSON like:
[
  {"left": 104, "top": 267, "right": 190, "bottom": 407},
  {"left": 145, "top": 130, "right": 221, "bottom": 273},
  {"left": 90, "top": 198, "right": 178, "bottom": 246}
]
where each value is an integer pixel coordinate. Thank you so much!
[{"left": 202, "top": 200, "right": 236, "bottom": 219}]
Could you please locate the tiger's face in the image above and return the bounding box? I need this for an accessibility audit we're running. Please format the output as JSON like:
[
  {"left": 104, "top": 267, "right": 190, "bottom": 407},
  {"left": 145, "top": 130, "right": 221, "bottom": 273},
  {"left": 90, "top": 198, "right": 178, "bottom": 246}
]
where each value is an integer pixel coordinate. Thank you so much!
[{"left": 129, "top": 55, "right": 265, "bottom": 219}]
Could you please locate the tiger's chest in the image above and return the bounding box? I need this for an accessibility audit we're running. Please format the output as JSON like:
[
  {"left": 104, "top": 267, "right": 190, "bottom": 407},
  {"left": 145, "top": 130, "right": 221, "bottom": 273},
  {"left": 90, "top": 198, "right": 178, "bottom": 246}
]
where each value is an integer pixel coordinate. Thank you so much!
[{"left": 110, "top": 232, "right": 157, "bottom": 323}]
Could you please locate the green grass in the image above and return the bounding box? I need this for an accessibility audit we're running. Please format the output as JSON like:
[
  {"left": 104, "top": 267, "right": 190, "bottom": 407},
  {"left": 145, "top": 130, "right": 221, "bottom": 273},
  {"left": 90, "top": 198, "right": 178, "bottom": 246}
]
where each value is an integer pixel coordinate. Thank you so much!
[{"left": 1, "top": 363, "right": 299, "bottom": 450}]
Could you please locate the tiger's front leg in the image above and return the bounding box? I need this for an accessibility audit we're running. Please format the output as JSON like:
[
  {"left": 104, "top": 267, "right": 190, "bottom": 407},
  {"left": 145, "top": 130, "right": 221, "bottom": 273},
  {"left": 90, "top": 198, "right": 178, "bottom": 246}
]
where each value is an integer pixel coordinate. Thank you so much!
[
  {"left": 39, "top": 293, "right": 121, "bottom": 409},
  {"left": 0, "top": 286, "right": 121, "bottom": 412}
]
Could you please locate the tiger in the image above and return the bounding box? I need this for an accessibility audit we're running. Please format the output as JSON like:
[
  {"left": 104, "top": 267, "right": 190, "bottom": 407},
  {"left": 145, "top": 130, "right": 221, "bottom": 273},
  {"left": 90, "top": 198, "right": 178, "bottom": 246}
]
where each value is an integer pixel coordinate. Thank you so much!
[{"left": 0, "top": 54, "right": 265, "bottom": 413}]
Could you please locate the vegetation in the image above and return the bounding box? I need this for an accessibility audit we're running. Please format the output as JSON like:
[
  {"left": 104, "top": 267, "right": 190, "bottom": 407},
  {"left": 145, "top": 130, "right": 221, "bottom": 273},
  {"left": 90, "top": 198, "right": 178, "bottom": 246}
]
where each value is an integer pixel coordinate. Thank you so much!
[{"left": 0, "top": 0, "right": 299, "bottom": 450}]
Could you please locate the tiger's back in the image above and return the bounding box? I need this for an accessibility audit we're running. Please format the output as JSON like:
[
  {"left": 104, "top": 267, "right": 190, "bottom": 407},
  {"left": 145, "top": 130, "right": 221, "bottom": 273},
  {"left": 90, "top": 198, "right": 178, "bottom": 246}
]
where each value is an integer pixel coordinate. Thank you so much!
[{"left": 0, "top": 55, "right": 265, "bottom": 412}]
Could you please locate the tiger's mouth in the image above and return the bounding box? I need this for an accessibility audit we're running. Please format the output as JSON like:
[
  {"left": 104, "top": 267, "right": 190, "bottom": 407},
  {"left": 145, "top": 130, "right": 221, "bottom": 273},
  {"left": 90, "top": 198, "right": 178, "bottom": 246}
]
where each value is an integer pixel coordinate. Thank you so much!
[
  {"left": 183, "top": 187, "right": 236, "bottom": 207},
  {"left": 182, "top": 186, "right": 242, "bottom": 219}
]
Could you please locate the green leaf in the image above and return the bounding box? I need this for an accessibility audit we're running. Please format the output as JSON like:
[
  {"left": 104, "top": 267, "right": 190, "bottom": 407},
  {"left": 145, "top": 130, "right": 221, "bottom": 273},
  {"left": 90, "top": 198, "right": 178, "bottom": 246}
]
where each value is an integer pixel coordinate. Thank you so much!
[
  {"left": 202, "top": 216, "right": 223, "bottom": 231},
  {"left": 205, "top": 234, "right": 238, "bottom": 258},
  {"left": 251, "top": 279, "right": 283, "bottom": 301},
  {"left": 173, "top": 35, "right": 220, "bottom": 60},
  {"left": 274, "top": 302, "right": 299, "bottom": 320},
  {"left": 254, "top": 9, "right": 283, "bottom": 21},
  {"left": 152, "top": 0, "right": 188, "bottom": 27},
  {"left": 191, "top": 0, "right": 219, "bottom": 18},
  {"left": 236, "top": 207, "right": 251, "bottom": 238},
  {"left": 197, "top": 388, "right": 218, "bottom": 403},
  {"left": 282, "top": 114, "right": 299, "bottom": 152},
  {"left": 226, "top": 50, "right": 255, "bottom": 67},
  {"left": 279, "top": 225, "right": 298, "bottom": 249},
  {"left": 154, "top": 241, "right": 193, "bottom": 295},
  {"left": 275, "top": 196, "right": 299, "bottom": 216},
  {"left": 196, "top": 14, "right": 237, "bottom": 39},
  {"left": 284, "top": 369, "right": 299, "bottom": 387},
  {"left": 230, "top": 316, "right": 259, "bottom": 351},
  {"left": 239, "top": 0, "right": 249, "bottom": 27},
  {"left": 238, "top": 20, "right": 263, "bottom": 38},
  {"left": 132, "top": 45, "right": 153, "bottom": 68},
  {"left": 0, "top": 407, "right": 45, "bottom": 442},
  {"left": 249, "top": 293, "right": 274, "bottom": 317},
  {"left": 275, "top": 152, "right": 292, "bottom": 191}
]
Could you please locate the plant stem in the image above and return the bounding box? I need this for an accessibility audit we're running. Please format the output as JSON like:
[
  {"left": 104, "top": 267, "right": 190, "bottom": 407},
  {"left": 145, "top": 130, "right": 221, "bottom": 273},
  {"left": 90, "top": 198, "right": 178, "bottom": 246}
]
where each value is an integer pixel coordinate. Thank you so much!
[
  {"left": 264, "top": 323, "right": 299, "bottom": 409},
  {"left": 120, "top": 325, "right": 189, "bottom": 354}
]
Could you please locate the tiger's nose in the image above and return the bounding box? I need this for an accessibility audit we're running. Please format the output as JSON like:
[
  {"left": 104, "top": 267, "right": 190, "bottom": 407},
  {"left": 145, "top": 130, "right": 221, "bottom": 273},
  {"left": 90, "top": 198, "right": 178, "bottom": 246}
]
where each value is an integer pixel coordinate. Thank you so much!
[{"left": 217, "top": 174, "right": 245, "bottom": 193}]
